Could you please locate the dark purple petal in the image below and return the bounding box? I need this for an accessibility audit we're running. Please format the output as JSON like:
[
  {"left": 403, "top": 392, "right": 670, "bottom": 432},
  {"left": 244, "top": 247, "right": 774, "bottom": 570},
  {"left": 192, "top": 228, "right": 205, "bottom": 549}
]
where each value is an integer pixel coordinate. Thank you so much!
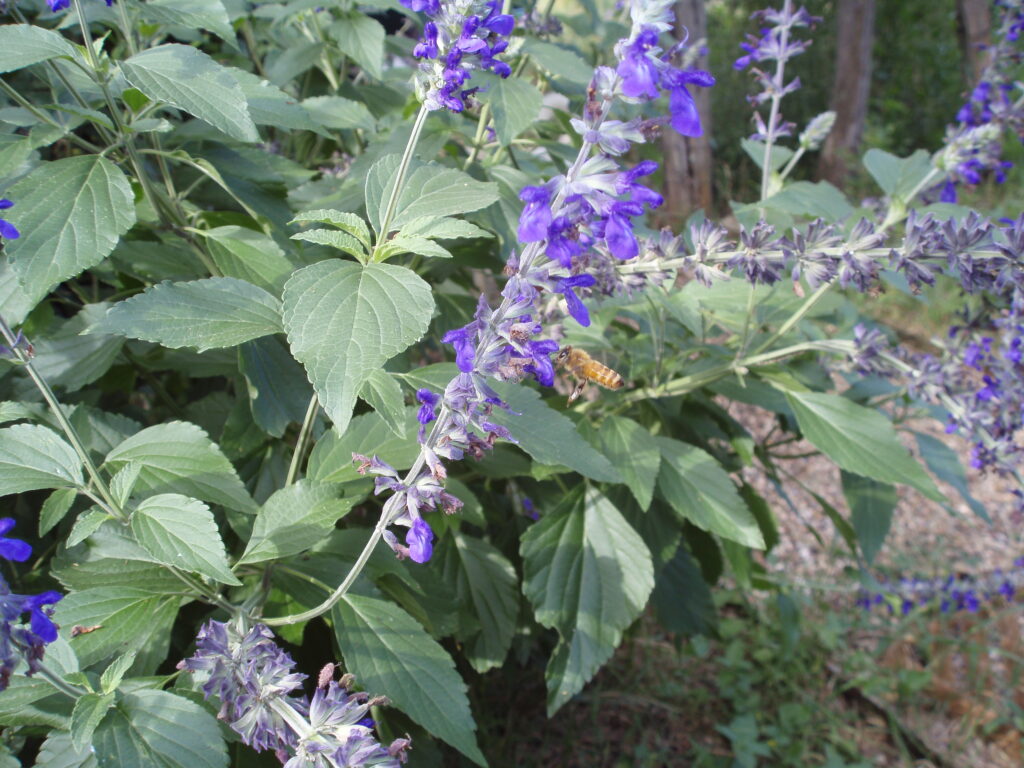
[
  {"left": 669, "top": 86, "right": 702, "bottom": 136},
  {"left": 406, "top": 518, "right": 434, "bottom": 563},
  {"left": 0, "top": 220, "right": 18, "bottom": 240},
  {"left": 561, "top": 287, "right": 590, "bottom": 326},
  {"left": 604, "top": 214, "right": 639, "bottom": 260}
]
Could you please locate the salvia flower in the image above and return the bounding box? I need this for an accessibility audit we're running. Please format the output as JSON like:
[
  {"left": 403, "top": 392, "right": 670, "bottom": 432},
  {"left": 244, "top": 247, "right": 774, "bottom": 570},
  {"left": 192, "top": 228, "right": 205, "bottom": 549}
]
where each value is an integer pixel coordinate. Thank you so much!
[
  {"left": 858, "top": 563, "right": 1024, "bottom": 616},
  {"left": 0, "top": 519, "right": 62, "bottom": 691},
  {"left": 180, "top": 620, "right": 409, "bottom": 766},
  {"left": 0, "top": 199, "right": 19, "bottom": 241},
  {"left": 402, "top": 0, "right": 515, "bottom": 112},
  {"left": 352, "top": 0, "right": 715, "bottom": 565}
]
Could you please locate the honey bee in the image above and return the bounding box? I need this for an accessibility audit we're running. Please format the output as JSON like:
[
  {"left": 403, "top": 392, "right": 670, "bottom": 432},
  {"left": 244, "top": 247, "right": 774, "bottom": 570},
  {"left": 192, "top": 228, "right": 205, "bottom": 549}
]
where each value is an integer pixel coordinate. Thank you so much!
[{"left": 556, "top": 346, "right": 625, "bottom": 404}]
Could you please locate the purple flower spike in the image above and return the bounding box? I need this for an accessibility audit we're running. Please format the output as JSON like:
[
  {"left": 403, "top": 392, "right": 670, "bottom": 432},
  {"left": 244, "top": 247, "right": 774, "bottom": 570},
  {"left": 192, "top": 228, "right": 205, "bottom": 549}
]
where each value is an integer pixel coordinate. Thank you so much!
[
  {"left": 406, "top": 518, "right": 434, "bottom": 563},
  {"left": 0, "top": 519, "right": 31, "bottom": 563}
]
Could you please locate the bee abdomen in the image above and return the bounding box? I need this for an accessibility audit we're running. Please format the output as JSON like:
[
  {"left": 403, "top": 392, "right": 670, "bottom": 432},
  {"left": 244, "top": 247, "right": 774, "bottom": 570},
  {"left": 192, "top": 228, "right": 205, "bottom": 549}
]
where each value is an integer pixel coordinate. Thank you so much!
[{"left": 593, "top": 367, "right": 625, "bottom": 390}]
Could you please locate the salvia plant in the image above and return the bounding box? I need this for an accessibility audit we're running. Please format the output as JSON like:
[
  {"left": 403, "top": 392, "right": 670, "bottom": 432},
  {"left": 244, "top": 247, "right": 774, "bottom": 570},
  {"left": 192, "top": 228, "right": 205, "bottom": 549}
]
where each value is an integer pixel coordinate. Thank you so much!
[{"left": 0, "top": 0, "right": 1020, "bottom": 763}]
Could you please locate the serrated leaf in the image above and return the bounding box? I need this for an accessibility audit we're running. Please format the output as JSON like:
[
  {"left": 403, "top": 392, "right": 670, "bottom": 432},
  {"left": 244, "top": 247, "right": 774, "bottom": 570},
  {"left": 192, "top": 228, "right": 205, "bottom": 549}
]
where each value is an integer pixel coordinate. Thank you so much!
[
  {"left": 131, "top": 494, "right": 239, "bottom": 584},
  {"left": 652, "top": 544, "right": 716, "bottom": 636},
  {"left": 121, "top": 44, "right": 258, "bottom": 142},
  {"left": 291, "top": 209, "right": 372, "bottom": 246},
  {"left": 374, "top": 234, "right": 452, "bottom": 261},
  {"left": 0, "top": 24, "right": 77, "bottom": 73},
  {"left": 231, "top": 69, "right": 328, "bottom": 136},
  {"left": 100, "top": 651, "right": 136, "bottom": 694},
  {"left": 785, "top": 390, "right": 944, "bottom": 502},
  {"left": 91, "top": 689, "right": 227, "bottom": 768},
  {"left": 359, "top": 369, "right": 407, "bottom": 438},
  {"left": 478, "top": 75, "right": 543, "bottom": 146},
  {"left": 333, "top": 594, "right": 485, "bottom": 766},
  {"left": 88, "top": 278, "right": 282, "bottom": 352},
  {"left": 656, "top": 437, "right": 764, "bottom": 549},
  {"left": 53, "top": 587, "right": 179, "bottom": 667},
  {"left": 488, "top": 382, "right": 621, "bottom": 482},
  {"left": 301, "top": 95, "right": 376, "bottom": 131},
  {"left": 328, "top": 13, "right": 385, "bottom": 80},
  {"left": 109, "top": 462, "right": 141, "bottom": 509},
  {"left": 141, "top": 0, "right": 235, "bottom": 43},
  {"left": 290, "top": 228, "right": 368, "bottom": 260},
  {"left": 439, "top": 531, "right": 518, "bottom": 673},
  {"left": 71, "top": 692, "right": 115, "bottom": 753},
  {"left": 105, "top": 421, "right": 255, "bottom": 513},
  {"left": 913, "top": 431, "right": 989, "bottom": 521},
  {"left": 841, "top": 471, "right": 896, "bottom": 564},
  {"left": 400, "top": 216, "right": 492, "bottom": 240},
  {"left": 282, "top": 260, "right": 433, "bottom": 437},
  {"left": 35, "top": 731, "right": 96, "bottom": 768},
  {"left": 68, "top": 509, "right": 113, "bottom": 547},
  {"left": 195, "top": 226, "right": 295, "bottom": 294},
  {"left": 307, "top": 407, "right": 421, "bottom": 483},
  {"left": 239, "top": 336, "right": 313, "bottom": 438},
  {"left": 521, "top": 487, "right": 654, "bottom": 714},
  {"left": 390, "top": 165, "right": 500, "bottom": 232},
  {"left": 521, "top": 38, "right": 593, "bottom": 84},
  {"left": 595, "top": 416, "right": 659, "bottom": 510},
  {"left": 39, "top": 487, "right": 78, "bottom": 536},
  {"left": 239, "top": 481, "right": 353, "bottom": 564},
  {"left": 4, "top": 156, "right": 135, "bottom": 308},
  {"left": 0, "top": 424, "right": 82, "bottom": 496}
]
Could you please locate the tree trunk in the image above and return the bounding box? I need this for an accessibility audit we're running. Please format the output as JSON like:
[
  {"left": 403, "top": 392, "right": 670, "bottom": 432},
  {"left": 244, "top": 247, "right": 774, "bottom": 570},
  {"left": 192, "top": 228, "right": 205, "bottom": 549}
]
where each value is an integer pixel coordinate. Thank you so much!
[
  {"left": 957, "top": 0, "right": 993, "bottom": 87},
  {"left": 817, "top": 0, "right": 876, "bottom": 186},
  {"left": 657, "top": 0, "right": 713, "bottom": 227}
]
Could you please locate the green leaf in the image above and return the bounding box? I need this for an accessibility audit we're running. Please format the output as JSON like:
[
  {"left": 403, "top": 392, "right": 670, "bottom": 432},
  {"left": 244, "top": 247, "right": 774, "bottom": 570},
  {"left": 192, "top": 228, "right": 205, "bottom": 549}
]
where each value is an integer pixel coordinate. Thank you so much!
[
  {"left": 290, "top": 209, "right": 372, "bottom": 247},
  {"left": 333, "top": 594, "right": 486, "bottom": 766},
  {"left": 68, "top": 509, "right": 113, "bottom": 548},
  {"left": 282, "top": 260, "right": 433, "bottom": 437},
  {"left": 53, "top": 588, "right": 179, "bottom": 667},
  {"left": 521, "top": 488, "right": 654, "bottom": 714},
  {"left": 4, "top": 156, "right": 135, "bottom": 307},
  {"left": 477, "top": 75, "right": 543, "bottom": 146},
  {"left": 655, "top": 437, "right": 764, "bottom": 549},
  {"left": 121, "top": 44, "right": 258, "bottom": 142},
  {"left": 105, "top": 421, "right": 256, "bottom": 512},
  {"left": 239, "top": 481, "right": 354, "bottom": 564},
  {"left": 863, "top": 148, "right": 933, "bottom": 200},
  {"left": 131, "top": 494, "right": 240, "bottom": 584},
  {"left": 88, "top": 278, "right": 282, "bottom": 351},
  {"left": 0, "top": 24, "right": 77, "bottom": 73},
  {"left": 521, "top": 39, "right": 593, "bottom": 84},
  {"left": 290, "top": 228, "right": 368, "bottom": 260},
  {"left": 400, "top": 217, "right": 492, "bottom": 240},
  {"left": 841, "top": 471, "right": 896, "bottom": 564},
  {"left": 595, "top": 416, "right": 660, "bottom": 510},
  {"left": 488, "top": 382, "right": 620, "bottom": 482},
  {"left": 195, "top": 226, "right": 295, "bottom": 294},
  {"left": 365, "top": 155, "right": 499, "bottom": 236},
  {"left": 71, "top": 692, "right": 115, "bottom": 753},
  {"left": 913, "top": 431, "right": 989, "bottom": 521},
  {"left": 359, "top": 369, "right": 407, "bottom": 438},
  {"left": 439, "top": 531, "right": 518, "bottom": 673},
  {"left": 652, "top": 545, "right": 716, "bottom": 636},
  {"left": 328, "top": 13, "right": 385, "bottom": 80},
  {"left": 374, "top": 234, "right": 452, "bottom": 261},
  {"left": 100, "top": 651, "right": 136, "bottom": 694},
  {"left": 109, "top": 462, "right": 141, "bottom": 509},
  {"left": 0, "top": 424, "right": 82, "bottom": 496},
  {"left": 761, "top": 180, "right": 853, "bottom": 222},
  {"left": 239, "top": 336, "right": 313, "bottom": 438},
  {"left": 91, "top": 689, "right": 227, "bottom": 768},
  {"left": 307, "top": 407, "right": 421, "bottom": 483},
  {"left": 40, "top": 487, "right": 78, "bottom": 536},
  {"left": 741, "top": 138, "right": 793, "bottom": 171},
  {"left": 35, "top": 732, "right": 96, "bottom": 768},
  {"left": 141, "top": 0, "right": 235, "bottom": 43},
  {"left": 22, "top": 304, "right": 123, "bottom": 394},
  {"left": 230, "top": 69, "right": 327, "bottom": 135},
  {"left": 784, "top": 391, "right": 944, "bottom": 502},
  {"left": 301, "top": 95, "right": 376, "bottom": 131}
]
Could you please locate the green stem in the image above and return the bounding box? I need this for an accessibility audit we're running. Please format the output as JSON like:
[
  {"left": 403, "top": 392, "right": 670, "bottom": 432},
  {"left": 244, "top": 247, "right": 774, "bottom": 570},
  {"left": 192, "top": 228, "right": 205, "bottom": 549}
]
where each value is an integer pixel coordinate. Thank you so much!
[
  {"left": 750, "top": 280, "right": 833, "bottom": 357},
  {"left": 758, "top": 0, "right": 792, "bottom": 202},
  {"left": 375, "top": 104, "right": 430, "bottom": 246},
  {"left": 285, "top": 395, "right": 319, "bottom": 486},
  {"left": 34, "top": 661, "right": 89, "bottom": 700},
  {"left": 0, "top": 79, "right": 103, "bottom": 153},
  {"left": 0, "top": 315, "right": 123, "bottom": 520},
  {"left": 777, "top": 145, "right": 805, "bottom": 182}
]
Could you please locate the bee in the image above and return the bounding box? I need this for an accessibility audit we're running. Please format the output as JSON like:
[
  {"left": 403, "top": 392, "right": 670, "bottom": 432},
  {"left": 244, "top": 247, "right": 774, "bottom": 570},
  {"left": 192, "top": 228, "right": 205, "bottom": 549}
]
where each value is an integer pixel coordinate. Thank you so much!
[{"left": 556, "top": 345, "right": 625, "bottom": 404}]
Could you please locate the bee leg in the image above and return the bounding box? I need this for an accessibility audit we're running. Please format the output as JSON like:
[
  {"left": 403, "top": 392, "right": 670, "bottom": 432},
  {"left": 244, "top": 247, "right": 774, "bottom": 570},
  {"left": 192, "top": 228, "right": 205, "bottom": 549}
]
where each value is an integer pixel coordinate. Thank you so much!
[{"left": 567, "top": 380, "right": 586, "bottom": 405}]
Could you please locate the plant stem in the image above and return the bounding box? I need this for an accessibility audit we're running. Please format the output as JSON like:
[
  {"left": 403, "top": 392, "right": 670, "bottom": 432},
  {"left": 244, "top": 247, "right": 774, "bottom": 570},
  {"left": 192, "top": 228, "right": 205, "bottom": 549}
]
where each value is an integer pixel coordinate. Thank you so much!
[
  {"left": 759, "top": 0, "right": 792, "bottom": 202},
  {"left": 375, "top": 105, "right": 430, "bottom": 246},
  {"left": 0, "top": 79, "right": 103, "bottom": 153},
  {"left": 286, "top": 395, "right": 319, "bottom": 486}
]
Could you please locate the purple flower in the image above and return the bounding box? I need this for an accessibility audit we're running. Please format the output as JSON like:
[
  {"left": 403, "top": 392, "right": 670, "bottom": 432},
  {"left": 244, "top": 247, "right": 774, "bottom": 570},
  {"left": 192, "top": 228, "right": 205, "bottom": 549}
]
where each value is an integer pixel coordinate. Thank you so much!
[
  {"left": 413, "top": 22, "right": 439, "bottom": 59},
  {"left": 416, "top": 389, "right": 439, "bottom": 425},
  {"left": 523, "top": 339, "right": 559, "bottom": 387},
  {"left": 0, "top": 519, "right": 30, "bottom": 563},
  {"left": 518, "top": 186, "right": 553, "bottom": 242},
  {"left": 617, "top": 28, "right": 660, "bottom": 99},
  {"left": 556, "top": 274, "right": 597, "bottom": 326},
  {"left": 406, "top": 518, "right": 434, "bottom": 563},
  {"left": 0, "top": 200, "right": 19, "bottom": 241},
  {"left": 441, "top": 325, "right": 477, "bottom": 372},
  {"left": 604, "top": 209, "right": 639, "bottom": 260}
]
